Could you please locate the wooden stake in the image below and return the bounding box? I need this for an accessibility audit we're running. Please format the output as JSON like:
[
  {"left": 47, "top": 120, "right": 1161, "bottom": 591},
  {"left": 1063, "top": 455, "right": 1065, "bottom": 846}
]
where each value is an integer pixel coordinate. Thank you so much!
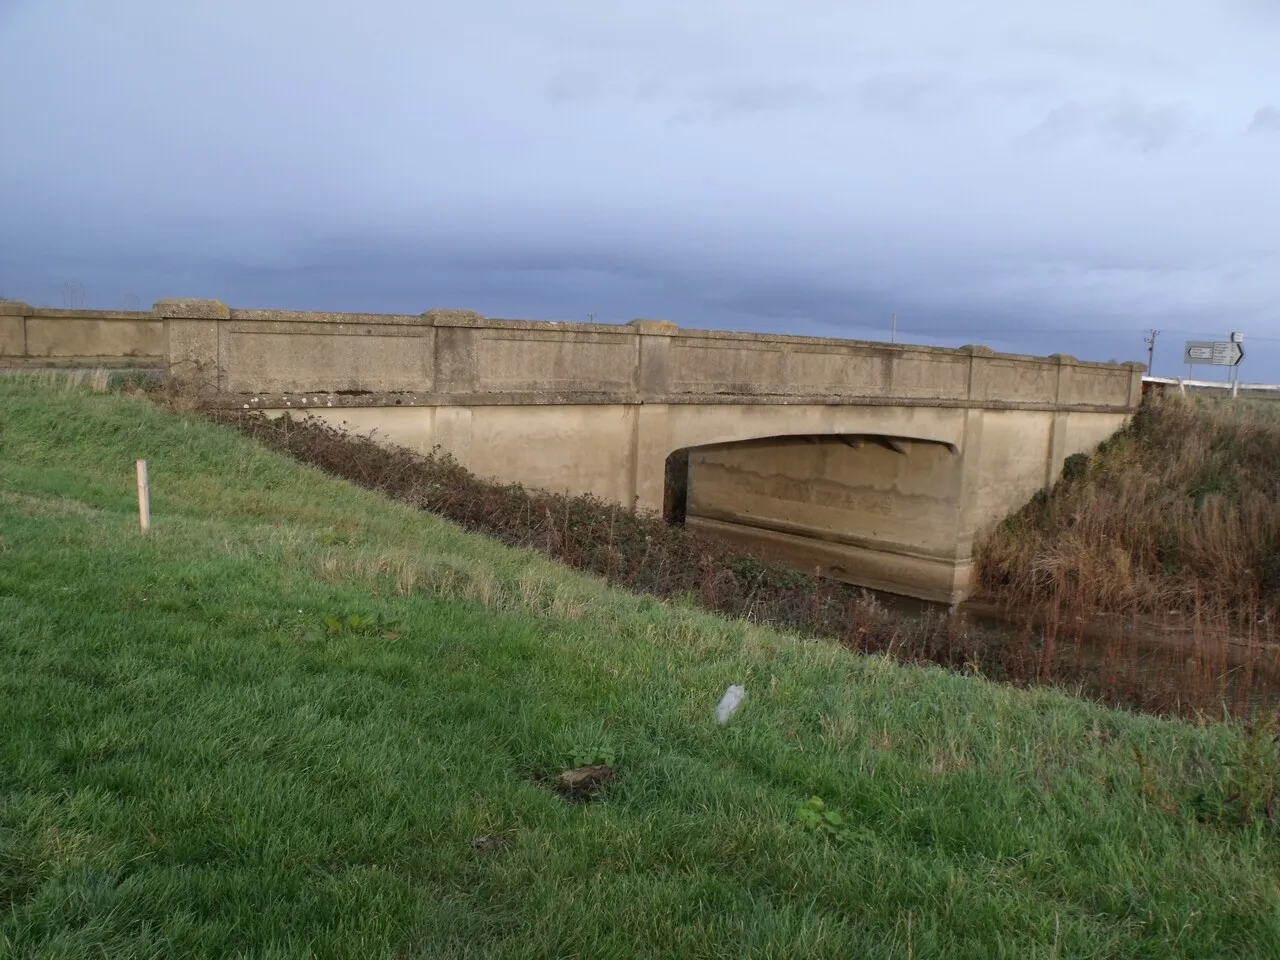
[{"left": 136, "top": 459, "right": 150, "bottom": 532}]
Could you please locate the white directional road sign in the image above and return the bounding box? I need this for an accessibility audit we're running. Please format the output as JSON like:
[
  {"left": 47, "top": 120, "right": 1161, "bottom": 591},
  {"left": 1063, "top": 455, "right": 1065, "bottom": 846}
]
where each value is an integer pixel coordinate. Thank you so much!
[
  {"left": 1212, "top": 341, "right": 1243, "bottom": 365},
  {"left": 1184, "top": 340, "right": 1244, "bottom": 366},
  {"left": 1185, "top": 341, "right": 1214, "bottom": 361}
]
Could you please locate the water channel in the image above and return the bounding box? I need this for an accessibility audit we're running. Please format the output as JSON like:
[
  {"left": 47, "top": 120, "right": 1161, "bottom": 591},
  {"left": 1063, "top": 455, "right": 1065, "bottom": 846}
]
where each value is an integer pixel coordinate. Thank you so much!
[{"left": 867, "top": 587, "right": 1280, "bottom": 717}]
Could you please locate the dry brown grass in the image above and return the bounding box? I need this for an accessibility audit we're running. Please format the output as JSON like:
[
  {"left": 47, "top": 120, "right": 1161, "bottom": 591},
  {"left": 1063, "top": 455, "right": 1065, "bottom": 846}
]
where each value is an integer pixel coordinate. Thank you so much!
[{"left": 977, "top": 395, "right": 1280, "bottom": 627}]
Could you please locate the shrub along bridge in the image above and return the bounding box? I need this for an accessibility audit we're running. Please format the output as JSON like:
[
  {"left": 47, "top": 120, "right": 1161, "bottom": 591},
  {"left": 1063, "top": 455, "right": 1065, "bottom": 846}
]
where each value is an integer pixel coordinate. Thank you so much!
[{"left": 0, "top": 298, "right": 1143, "bottom": 603}]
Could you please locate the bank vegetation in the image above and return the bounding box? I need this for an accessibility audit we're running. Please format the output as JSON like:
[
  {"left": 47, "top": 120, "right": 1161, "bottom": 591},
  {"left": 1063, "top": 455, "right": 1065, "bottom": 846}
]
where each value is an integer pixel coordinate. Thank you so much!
[{"left": 977, "top": 394, "right": 1280, "bottom": 628}]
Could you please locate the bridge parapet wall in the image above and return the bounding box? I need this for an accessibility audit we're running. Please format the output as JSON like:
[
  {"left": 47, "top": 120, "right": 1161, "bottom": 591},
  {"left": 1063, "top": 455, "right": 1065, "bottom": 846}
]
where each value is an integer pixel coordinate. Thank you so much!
[
  {"left": 152, "top": 299, "right": 1143, "bottom": 413},
  {"left": 0, "top": 301, "right": 162, "bottom": 367}
]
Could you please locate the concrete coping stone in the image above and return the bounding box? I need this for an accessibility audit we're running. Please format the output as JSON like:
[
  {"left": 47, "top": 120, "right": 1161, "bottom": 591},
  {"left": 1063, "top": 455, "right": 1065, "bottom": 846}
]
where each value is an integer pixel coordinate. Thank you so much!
[
  {"left": 153, "top": 299, "right": 231, "bottom": 320},
  {"left": 421, "top": 308, "right": 487, "bottom": 325},
  {"left": 628, "top": 318, "right": 680, "bottom": 334},
  {"left": 231, "top": 309, "right": 424, "bottom": 326},
  {"left": 27, "top": 308, "right": 155, "bottom": 320},
  {"left": 0, "top": 301, "right": 32, "bottom": 316}
]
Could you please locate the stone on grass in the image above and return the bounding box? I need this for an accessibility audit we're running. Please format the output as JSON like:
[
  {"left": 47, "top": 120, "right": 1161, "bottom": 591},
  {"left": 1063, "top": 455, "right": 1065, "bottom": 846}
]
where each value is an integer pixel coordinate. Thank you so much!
[
  {"left": 470, "top": 834, "right": 509, "bottom": 855},
  {"left": 554, "top": 764, "right": 615, "bottom": 800}
]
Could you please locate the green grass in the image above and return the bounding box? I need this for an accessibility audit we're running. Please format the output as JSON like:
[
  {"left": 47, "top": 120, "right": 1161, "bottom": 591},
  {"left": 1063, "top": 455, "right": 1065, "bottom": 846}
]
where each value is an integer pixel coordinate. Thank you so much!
[{"left": 2, "top": 378, "right": 1279, "bottom": 959}]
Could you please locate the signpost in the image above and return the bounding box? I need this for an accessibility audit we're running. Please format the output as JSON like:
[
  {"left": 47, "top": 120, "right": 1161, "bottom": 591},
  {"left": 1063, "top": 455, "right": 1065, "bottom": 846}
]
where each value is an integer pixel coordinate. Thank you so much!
[
  {"left": 1183, "top": 333, "right": 1245, "bottom": 390},
  {"left": 1183, "top": 338, "right": 1244, "bottom": 367}
]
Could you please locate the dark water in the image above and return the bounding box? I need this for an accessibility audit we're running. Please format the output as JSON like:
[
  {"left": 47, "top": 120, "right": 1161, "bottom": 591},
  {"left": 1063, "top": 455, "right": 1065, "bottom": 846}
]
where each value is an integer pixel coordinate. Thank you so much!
[{"left": 859, "top": 586, "right": 1280, "bottom": 716}]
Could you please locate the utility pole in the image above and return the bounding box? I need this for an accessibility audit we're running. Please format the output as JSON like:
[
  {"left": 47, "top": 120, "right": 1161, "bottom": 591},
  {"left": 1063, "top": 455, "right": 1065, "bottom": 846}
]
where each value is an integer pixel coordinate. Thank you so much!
[
  {"left": 1143, "top": 329, "right": 1159, "bottom": 375},
  {"left": 891, "top": 313, "right": 898, "bottom": 344}
]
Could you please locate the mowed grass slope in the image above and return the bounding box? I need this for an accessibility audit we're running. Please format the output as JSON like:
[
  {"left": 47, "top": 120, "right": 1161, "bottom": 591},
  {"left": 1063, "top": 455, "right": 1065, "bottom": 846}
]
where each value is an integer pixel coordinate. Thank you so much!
[{"left": 1, "top": 380, "right": 1278, "bottom": 960}]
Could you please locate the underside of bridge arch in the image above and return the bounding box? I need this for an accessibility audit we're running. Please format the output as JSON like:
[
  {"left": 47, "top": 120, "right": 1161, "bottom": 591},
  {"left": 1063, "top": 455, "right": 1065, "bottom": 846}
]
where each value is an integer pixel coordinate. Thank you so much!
[{"left": 664, "top": 432, "right": 969, "bottom": 603}]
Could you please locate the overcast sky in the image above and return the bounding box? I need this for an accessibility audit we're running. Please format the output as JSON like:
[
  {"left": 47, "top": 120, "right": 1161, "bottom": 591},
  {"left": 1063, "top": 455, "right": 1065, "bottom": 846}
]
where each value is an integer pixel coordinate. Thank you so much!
[{"left": 2, "top": 0, "right": 1278, "bottom": 377}]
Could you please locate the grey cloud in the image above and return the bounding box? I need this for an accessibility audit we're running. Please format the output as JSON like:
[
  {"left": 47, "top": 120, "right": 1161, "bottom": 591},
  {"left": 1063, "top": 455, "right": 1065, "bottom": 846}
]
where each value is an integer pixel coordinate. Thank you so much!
[
  {"left": 658, "top": 76, "right": 851, "bottom": 126},
  {"left": 852, "top": 70, "right": 1056, "bottom": 117},
  {"left": 544, "top": 69, "right": 605, "bottom": 104},
  {"left": 634, "top": 75, "right": 668, "bottom": 102},
  {"left": 855, "top": 69, "right": 1064, "bottom": 119},
  {"left": 690, "top": 79, "right": 830, "bottom": 119},
  {"left": 855, "top": 72, "right": 960, "bottom": 117},
  {"left": 661, "top": 68, "right": 1060, "bottom": 127},
  {"left": 1248, "top": 105, "right": 1280, "bottom": 135},
  {"left": 1019, "top": 99, "right": 1195, "bottom": 154}
]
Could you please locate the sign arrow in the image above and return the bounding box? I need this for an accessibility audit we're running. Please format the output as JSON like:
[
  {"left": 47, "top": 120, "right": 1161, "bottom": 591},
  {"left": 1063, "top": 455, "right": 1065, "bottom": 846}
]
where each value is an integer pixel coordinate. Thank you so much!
[
  {"left": 1211, "top": 341, "right": 1243, "bottom": 366},
  {"left": 1184, "top": 339, "right": 1244, "bottom": 366}
]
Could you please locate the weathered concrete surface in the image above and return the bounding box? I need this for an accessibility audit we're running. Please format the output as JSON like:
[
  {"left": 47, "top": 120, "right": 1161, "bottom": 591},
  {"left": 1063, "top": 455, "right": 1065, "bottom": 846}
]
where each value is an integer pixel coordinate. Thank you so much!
[
  {"left": 0, "top": 302, "right": 162, "bottom": 365},
  {"left": 23, "top": 298, "right": 1144, "bottom": 602},
  {"left": 686, "top": 435, "right": 967, "bottom": 599}
]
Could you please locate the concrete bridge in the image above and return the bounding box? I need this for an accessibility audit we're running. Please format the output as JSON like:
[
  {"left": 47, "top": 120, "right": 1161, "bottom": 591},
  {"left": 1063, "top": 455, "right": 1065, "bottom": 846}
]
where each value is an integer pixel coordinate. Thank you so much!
[{"left": 1, "top": 297, "right": 1144, "bottom": 603}]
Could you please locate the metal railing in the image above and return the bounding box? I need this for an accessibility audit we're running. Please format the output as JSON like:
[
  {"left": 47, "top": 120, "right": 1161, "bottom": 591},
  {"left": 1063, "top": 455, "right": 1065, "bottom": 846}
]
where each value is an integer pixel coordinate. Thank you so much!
[{"left": 1142, "top": 376, "right": 1280, "bottom": 398}]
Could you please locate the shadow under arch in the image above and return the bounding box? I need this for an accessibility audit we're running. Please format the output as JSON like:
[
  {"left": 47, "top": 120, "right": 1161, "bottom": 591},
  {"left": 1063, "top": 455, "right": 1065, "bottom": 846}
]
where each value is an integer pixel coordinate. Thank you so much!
[
  {"left": 663, "top": 447, "right": 691, "bottom": 524},
  {"left": 662, "top": 431, "right": 958, "bottom": 527}
]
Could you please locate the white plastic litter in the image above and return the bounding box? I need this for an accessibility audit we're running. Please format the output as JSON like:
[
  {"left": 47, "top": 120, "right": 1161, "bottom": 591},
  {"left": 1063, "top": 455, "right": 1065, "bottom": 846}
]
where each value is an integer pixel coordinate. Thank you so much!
[{"left": 716, "top": 684, "right": 747, "bottom": 725}]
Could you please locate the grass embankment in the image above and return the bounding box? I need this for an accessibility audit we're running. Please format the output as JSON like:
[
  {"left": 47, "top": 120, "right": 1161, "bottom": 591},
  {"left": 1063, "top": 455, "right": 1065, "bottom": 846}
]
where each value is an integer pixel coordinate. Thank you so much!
[
  {"left": 4, "top": 378, "right": 1280, "bottom": 958},
  {"left": 979, "top": 395, "right": 1280, "bottom": 627},
  {"left": 217, "top": 407, "right": 1278, "bottom": 719}
]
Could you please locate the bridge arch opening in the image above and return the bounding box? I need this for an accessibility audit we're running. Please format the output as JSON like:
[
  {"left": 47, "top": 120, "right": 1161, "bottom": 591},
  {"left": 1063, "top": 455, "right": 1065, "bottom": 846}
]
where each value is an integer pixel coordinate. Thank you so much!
[
  {"left": 662, "top": 432, "right": 958, "bottom": 529},
  {"left": 662, "top": 431, "right": 965, "bottom": 599}
]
